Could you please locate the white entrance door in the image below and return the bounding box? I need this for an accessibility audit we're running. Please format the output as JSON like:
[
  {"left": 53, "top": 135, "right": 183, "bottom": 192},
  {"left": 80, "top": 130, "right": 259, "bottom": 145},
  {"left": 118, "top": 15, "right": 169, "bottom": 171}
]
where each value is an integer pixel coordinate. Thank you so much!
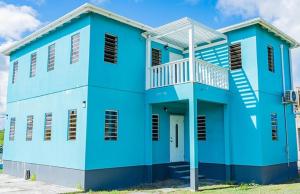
[
  {"left": 170, "top": 115, "right": 185, "bottom": 162},
  {"left": 169, "top": 52, "right": 183, "bottom": 62}
]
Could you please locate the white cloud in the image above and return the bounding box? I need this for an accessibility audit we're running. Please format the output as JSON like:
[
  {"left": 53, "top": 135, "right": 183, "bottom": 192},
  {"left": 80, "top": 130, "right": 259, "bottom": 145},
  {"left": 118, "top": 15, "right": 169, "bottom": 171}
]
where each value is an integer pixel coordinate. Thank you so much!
[
  {"left": 26, "top": 0, "right": 46, "bottom": 6},
  {"left": 216, "top": 0, "right": 300, "bottom": 87},
  {"left": 0, "top": 2, "right": 41, "bottom": 129}
]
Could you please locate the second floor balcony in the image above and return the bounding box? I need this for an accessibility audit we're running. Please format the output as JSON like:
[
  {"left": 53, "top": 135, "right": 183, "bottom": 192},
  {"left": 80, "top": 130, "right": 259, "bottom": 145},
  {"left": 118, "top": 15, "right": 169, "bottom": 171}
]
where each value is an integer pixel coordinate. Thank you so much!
[
  {"left": 148, "top": 58, "right": 229, "bottom": 90},
  {"left": 144, "top": 17, "right": 229, "bottom": 91}
]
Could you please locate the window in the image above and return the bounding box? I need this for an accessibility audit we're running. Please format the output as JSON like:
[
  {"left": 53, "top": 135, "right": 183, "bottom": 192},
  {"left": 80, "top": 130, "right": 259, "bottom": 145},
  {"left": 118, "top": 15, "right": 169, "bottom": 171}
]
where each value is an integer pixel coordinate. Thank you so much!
[
  {"left": 71, "top": 33, "right": 80, "bottom": 64},
  {"left": 152, "top": 48, "right": 161, "bottom": 66},
  {"left": 104, "top": 34, "right": 118, "bottom": 64},
  {"left": 47, "top": 44, "right": 55, "bottom": 71},
  {"left": 229, "top": 43, "right": 242, "bottom": 70},
  {"left": 30, "top": 52, "right": 37, "bottom": 77},
  {"left": 271, "top": 113, "right": 278, "bottom": 140},
  {"left": 26, "top": 115, "right": 33, "bottom": 141},
  {"left": 68, "top": 110, "right": 77, "bottom": 140},
  {"left": 104, "top": 110, "right": 118, "bottom": 140},
  {"left": 197, "top": 115, "right": 206, "bottom": 140},
  {"left": 152, "top": 114, "right": 159, "bottom": 141},
  {"left": 12, "top": 61, "right": 18, "bottom": 84},
  {"left": 268, "top": 46, "right": 274, "bottom": 72},
  {"left": 9, "top": 117, "right": 16, "bottom": 141},
  {"left": 44, "top": 113, "right": 52, "bottom": 141}
]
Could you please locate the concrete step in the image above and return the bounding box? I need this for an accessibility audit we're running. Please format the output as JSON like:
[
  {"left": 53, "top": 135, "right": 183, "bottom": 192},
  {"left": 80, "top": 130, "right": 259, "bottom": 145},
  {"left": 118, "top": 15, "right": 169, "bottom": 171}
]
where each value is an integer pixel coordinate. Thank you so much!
[
  {"left": 170, "top": 169, "right": 190, "bottom": 179},
  {"left": 180, "top": 175, "right": 205, "bottom": 181}
]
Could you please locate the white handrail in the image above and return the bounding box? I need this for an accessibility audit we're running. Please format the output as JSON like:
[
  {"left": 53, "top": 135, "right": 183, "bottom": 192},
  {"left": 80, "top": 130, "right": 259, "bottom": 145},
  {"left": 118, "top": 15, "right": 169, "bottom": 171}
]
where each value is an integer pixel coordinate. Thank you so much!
[{"left": 149, "top": 58, "right": 229, "bottom": 90}]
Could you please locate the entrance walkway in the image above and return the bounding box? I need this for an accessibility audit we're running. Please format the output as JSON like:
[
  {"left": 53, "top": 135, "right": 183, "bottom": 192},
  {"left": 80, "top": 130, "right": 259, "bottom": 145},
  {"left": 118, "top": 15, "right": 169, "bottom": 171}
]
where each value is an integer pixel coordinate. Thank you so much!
[{"left": 0, "top": 174, "right": 79, "bottom": 194}]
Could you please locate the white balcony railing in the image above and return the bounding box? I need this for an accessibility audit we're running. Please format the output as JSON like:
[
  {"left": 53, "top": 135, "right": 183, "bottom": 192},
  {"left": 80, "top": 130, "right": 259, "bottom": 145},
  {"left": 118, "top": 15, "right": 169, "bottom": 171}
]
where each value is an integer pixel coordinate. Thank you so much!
[{"left": 149, "top": 58, "right": 229, "bottom": 90}]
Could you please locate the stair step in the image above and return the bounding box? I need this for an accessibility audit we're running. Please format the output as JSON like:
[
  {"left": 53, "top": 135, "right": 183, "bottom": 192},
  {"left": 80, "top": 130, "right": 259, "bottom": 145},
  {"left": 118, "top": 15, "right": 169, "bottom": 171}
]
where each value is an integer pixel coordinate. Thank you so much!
[
  {"left": 168, "top": 164, "right": 190, "bottom": 169},
  {"left": 180, "top": 175, "right": 205, "bottom": 180}
]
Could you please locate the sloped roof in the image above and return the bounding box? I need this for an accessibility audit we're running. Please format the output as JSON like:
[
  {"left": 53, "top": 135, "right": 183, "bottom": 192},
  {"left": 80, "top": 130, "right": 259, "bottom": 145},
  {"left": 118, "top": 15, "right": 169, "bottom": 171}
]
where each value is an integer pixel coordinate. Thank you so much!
[{"left": 218, "top": 18, "right": 300, "bottom": 48}]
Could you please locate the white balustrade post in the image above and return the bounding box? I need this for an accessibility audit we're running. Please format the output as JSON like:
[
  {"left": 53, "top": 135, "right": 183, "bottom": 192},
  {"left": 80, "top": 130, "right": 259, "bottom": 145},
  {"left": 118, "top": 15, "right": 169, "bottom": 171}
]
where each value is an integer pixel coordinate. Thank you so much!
[
  {"left": 189, "top": 25, "right": 195, "bottom": 82},
  {"left": 146, "top": 36, "right": 151, "bottom": 89}
]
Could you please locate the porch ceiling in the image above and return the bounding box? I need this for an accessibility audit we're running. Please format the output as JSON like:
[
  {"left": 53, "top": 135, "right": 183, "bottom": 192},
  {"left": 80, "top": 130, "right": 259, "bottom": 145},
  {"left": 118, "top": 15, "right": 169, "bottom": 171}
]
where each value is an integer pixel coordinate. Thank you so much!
[{"left": 145, "top": 17, "right": 227, "bottom": 49}]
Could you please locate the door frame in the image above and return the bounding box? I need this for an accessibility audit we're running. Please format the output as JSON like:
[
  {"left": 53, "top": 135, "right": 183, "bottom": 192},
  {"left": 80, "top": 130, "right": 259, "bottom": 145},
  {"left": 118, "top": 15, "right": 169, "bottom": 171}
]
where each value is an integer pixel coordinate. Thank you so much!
[{"left": 170, "top": 115, "right": 185, "bottom": 162}]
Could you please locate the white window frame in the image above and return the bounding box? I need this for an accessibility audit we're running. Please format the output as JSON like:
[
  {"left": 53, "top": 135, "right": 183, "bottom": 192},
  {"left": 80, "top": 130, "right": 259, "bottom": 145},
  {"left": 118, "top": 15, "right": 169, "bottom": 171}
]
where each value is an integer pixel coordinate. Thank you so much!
[
  {"left": 197, "top": 115, "right": 206, "bottom": 141},
  {"left": 70, "top": 33, "right": 80, "bottom": 64},
  {"left": 30, "top": 52, "right": 37, "bottom": 77},
  {"left": 9, "top": 117, "right": 16, "bottom": 141},
  {"left": 26, "top": 115, "right": 33, "bottom": 141},
  {"left": 12, "top": 61, "right": 18, "bottom": 84},
  {"left": 68, "top": 109, "right": 77, "bottom": 141},
  {"left": 44, "top": 113, "right": 52, "bottom": 141},
  {"left": 104, "top": 110, "right": 118, "bottom": 140},
  {"left": 47, "top": 43, "right": 55, "bottom": 71},
  {"left": 152, "top": 114, "right": 159, "bottom": 141}
]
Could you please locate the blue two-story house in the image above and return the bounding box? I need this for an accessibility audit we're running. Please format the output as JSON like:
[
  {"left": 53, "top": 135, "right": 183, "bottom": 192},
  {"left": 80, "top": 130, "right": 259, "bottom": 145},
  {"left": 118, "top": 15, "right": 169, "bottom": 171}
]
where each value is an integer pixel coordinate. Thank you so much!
[{"left": 2, "top": 3, "right": 299, "bottom": 191}]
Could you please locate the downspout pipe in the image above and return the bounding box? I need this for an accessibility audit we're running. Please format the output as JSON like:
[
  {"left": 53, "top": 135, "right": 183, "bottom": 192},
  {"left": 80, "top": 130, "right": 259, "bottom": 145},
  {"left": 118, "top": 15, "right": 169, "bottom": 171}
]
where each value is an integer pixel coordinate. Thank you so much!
[{"left": 281, "top": 44, "right": 290, "bottom": 168}]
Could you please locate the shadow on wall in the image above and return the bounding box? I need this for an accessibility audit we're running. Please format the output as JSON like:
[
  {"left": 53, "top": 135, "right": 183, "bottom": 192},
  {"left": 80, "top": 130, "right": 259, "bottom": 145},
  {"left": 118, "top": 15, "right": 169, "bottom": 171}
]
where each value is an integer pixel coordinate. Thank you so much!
[
  {"left": 231, "top": 69, "right": 258, "bottom": 110},
  {"left": 195, "top": 44, "right": 229, "bottom": 69}
]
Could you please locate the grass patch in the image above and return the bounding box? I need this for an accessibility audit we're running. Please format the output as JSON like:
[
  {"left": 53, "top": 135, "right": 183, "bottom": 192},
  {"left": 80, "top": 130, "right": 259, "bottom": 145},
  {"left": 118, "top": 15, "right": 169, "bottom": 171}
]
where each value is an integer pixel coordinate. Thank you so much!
[
  {"left": 73, "top": 178, "right": 300, "bottom": 194},
  {"left": 0, "top": 169, "right": 2, "bottom": 174},
  {"left": 0, "top": 130, "right": 4, "bottom": 145}
]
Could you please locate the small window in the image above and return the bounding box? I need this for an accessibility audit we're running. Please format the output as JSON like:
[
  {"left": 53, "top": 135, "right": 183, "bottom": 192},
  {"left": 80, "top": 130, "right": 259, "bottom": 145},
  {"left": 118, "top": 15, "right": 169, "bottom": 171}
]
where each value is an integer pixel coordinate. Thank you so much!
[
  {"left": 47, "top": 44, "right": 55, "bottom": 71},
  {"left": 12, "top": 61, "right": 18, "bottom": 84},
  {"left": 197, "top": 115, "right": 206, "bottom": 140},
  {"left": 44, "top": 113, "right": 52, "bottom": 141},
  {"left": 152, "top": 48, "right": 161, "bottom": 66},
  {"left": 9, "top": 117, "right": 16, "bottom": 141},
  {"left": 271, "top": 113, "right": 278, "bottom": 140},
  {"left": 30, "top": 52, "right": 37, "bottom": 77},
  {"left": 68, "top": 110, "right": 77, "bottom": 140},
  {"left": 268, "top": 46, "right": 274, "bottom": 72},
  {"left": 26, "top": 115, "right": 33, "bottom": 141},
  {"left": 104, "top": 110, "right": 118, "bottom": 140},
  {"left": 104, "top": 34, "right": 118, "bottom": 64},
  {"left": 229, "top": 43, "right": 242, "bottom": 70},
  {"left": 152, "top": 114, "right": 159, "bottom": 141},
  {"left": 71, "top": 33, "right": 80, "bottom": 64}
]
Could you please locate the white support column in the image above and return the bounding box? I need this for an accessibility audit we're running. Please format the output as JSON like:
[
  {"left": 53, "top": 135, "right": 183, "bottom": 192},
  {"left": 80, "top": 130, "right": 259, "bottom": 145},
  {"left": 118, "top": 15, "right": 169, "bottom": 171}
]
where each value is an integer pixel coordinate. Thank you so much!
[
  {"left": 145, "top": 103, "right": 153, "bottom": 182},
  {"left": 189, "top": 98, "right": 199, "bottom": 191},
  {"left": 224, "top": 104, "right": 231, "bottom": 181},
  {"left": 189, "top": 25, "right": 195, "bottom": 82},
  {"left": 146, "top": 36, "right": 152, "bottom": 89}
]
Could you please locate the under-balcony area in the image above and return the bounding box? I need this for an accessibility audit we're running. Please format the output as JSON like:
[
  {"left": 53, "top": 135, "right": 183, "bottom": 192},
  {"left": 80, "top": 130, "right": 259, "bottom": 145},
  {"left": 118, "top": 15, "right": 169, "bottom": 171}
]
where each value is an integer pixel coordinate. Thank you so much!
[{"left": 144, "top": 18, "right": 230, "bottom": 104}]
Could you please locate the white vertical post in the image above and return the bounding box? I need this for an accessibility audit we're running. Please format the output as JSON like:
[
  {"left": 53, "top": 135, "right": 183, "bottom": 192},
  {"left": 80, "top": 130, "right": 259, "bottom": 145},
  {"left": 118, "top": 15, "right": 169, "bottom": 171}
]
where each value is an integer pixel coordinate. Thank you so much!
[
  {"left": 146, "top": 36, "right": 152, "bottom": 89},
  {"left": 189, "top": 25, "right": 195, "bottom": 82}
]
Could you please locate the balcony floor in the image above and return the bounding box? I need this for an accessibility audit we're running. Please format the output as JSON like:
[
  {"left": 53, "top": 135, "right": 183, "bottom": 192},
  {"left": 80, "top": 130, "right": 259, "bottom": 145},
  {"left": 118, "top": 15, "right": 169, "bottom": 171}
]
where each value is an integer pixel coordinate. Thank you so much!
[{"left": 146, "top": 82, "right": 229, "bottom": 104}]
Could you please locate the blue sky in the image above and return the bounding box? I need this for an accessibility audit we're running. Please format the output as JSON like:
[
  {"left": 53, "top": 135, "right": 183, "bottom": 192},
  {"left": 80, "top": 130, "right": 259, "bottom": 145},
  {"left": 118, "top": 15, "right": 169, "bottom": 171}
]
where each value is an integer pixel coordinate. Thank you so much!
[{"left": 3, "top": 0, "right": 246, "bottom": 30}]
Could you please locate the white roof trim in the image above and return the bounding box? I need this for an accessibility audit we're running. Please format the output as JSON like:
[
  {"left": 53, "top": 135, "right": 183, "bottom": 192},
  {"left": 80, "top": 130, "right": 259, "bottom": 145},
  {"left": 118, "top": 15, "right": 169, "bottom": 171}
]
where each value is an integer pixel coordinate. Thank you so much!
[
  {"left": 218, "top": 17, "right": 300, "bottom": 48},
  {"left": 2, "top": 3, "right": 152, "bottom": 55}
]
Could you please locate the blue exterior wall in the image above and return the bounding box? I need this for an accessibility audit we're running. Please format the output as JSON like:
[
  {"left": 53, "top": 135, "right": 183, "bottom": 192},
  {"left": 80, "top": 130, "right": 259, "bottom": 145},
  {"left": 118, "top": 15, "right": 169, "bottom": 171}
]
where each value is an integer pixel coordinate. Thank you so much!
[
  {"left": 3, "top": 15, "right": 91, "bottom": 170},
  {"left": 255, "top": 27, "right": 297, "bottom": 165},
  {"left": 225, "top": 26, "right": 263, "bottom": 166}
]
